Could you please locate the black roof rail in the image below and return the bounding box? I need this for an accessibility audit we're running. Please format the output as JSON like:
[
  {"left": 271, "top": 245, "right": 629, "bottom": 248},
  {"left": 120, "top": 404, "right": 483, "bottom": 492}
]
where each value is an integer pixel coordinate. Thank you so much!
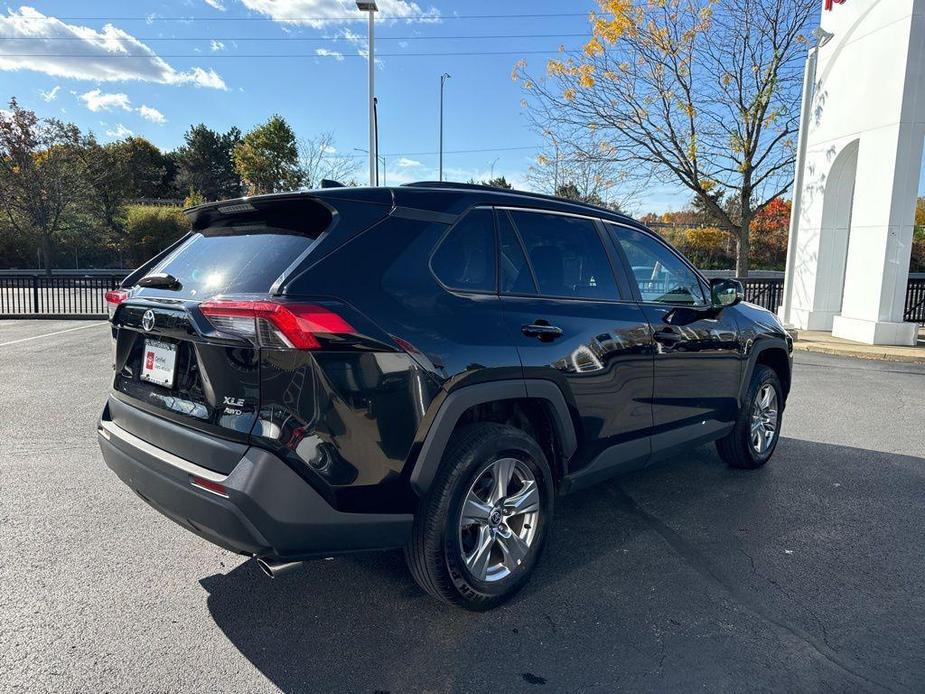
[{"left": 401, "top": 180, "right": 634, "bottom": 222}]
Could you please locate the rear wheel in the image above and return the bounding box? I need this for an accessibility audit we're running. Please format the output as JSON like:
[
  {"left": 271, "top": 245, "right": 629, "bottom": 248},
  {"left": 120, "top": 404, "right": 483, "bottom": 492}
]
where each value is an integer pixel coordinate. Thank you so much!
[
  {"left": 716, "top": 364, "right": 783, "bottom": 469},
  {"left": 405, "top": 423, "right": 554, "bottom": 610}
]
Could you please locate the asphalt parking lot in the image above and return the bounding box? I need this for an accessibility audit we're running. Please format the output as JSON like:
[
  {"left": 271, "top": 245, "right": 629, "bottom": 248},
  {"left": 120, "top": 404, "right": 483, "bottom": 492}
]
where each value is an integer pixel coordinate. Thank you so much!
[{"left": 1, "top": 319, "right": 924, "bottom": 693}]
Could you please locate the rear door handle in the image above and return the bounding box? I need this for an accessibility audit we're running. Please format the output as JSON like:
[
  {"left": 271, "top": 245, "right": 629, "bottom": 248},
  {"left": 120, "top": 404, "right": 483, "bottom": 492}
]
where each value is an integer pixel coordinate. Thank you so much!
[{"left": 522, "top": 323, "right": 563, "bottom": 340}]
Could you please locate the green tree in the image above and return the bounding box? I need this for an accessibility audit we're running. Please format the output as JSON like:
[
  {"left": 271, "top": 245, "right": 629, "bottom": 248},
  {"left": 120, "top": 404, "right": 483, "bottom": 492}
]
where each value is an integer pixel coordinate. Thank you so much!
[
  {"left": 174, "top": 124, "right": 242, "bottom": 201},
  {"left": 234, "top": 115, "right": 301, "bottom": 195},
  {"left": 469, "top": 175, "right": 513, "bottom": 189},
  {"left": 555, "top": 182, "right": 604, "bottom": 206},
  {"left": 0, "top": 98, "right": 85, "bottom": 271},
  {"left": 123, "top": 205, "right": 190, "bottom": 266},
  {"left": 76, "top": 135, "right": 132, "bottom": 259},
  {"left": 118, "top": 137, "right": 171, "bottom": 199}
]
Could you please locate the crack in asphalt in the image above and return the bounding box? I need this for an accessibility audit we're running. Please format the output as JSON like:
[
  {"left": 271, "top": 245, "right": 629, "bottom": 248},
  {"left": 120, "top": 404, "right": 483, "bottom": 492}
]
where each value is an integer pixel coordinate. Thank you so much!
[{"left": 610, "top": 484, "right": 904, "bottom": 694}]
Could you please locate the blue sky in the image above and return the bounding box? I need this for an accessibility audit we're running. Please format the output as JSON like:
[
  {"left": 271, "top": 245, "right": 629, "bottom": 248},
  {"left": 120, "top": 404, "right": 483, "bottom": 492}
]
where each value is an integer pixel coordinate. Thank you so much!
[{"left": 1, "top": 1, "right": 923, "bottom": 212}]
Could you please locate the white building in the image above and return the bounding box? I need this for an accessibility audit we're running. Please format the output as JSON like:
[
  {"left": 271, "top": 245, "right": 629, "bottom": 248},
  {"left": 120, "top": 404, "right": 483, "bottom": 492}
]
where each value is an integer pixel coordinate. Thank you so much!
[{"left": 780, "top": 0, "right": 925, "bottom": 345}]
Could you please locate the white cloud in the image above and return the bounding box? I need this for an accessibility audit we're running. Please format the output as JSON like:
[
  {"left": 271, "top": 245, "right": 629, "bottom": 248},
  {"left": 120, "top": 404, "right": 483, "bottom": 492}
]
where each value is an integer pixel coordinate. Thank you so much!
[
  {"left": 210, "top": 39, "right": 225, "bottom": 51},
  {"left": 137, "top": 105, "right": 166, "bottom": 124},
  {"left": 204, "top": 0, "right": 227, "bottom": 9},
  {"left": 40, "top": 85, "right": 60, "bottom": 101},
  {"left": 237, "top": 0, "right": 440, "bottom": 29},
  {"left": 397, "top": 157, "right": 422, "bottom": 168},
  {"left": 315, "top": 47, "right": 343, "bottom": 61},
  {"left": 0, "top": 7, "right": 228, "bottom": 90},
  {"left": 105, "top": 123, "right": 133, "bottom": 139},
  {"left": 80, "top": 89, "right": 131, "bottom": 112}
]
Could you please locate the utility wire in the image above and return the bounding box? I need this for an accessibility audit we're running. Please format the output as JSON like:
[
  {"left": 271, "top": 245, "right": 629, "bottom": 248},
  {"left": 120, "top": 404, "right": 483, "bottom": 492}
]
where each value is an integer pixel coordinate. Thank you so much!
[
  {"left": 0, "top": 49, "right": 574, "bottom": 58},
  {"left": 0, "top": 33, "right": 587, "bottom": 41},
  {"left": 49, "top": 13, "right": 590, "bottom": 22},
  {"left": 375, "top": 145, "right": 540, "bottom": 158}
]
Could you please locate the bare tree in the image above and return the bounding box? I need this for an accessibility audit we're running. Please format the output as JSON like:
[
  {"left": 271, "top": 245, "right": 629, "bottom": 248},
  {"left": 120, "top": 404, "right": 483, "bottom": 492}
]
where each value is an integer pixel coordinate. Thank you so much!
[
  {"left": 517, "top": 0, "right": 817, "bottom": 276},
  {"left": 298, "top": 132, "right": 359, "bottom": 188},
  {"left": 526, "top": 130, "right": 641, "bottom": 211},
  {"left": 0, "top": 99, "right": 85, "bottom": 271}
]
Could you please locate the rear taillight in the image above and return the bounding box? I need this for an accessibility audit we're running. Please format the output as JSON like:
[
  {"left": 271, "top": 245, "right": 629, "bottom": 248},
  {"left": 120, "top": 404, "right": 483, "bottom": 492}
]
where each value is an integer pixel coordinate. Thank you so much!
[
  {"left": 104, "top": 289, "right": 128, "bottom": 320},
  {"left": 199, "top": 298, "right": 354, "bottom": 350}
]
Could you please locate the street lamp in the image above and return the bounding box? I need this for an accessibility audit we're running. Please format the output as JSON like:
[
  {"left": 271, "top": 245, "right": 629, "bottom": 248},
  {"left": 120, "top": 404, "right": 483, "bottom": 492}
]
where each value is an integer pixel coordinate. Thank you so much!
[
  {"left": 439, "top": 72, "right": 450, "bottom": 182},
  {"left": 354, "top": 147, "right": 386, "bottom": 185},
  {"left": 357, "top": 1, "right": 378, "bottom": 186}
]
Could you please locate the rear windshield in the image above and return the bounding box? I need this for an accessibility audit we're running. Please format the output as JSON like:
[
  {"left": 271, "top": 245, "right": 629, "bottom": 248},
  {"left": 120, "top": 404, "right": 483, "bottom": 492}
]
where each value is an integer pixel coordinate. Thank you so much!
[{"left": 142, "top": 228, "right": 314, "bottom": 299}]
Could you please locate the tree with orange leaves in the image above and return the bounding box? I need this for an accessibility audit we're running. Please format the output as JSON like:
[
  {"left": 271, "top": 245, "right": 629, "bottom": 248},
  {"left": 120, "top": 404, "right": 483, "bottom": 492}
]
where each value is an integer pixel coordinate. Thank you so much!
[{"left": 516, "top": 0, "right": 817, "bottom": 276}]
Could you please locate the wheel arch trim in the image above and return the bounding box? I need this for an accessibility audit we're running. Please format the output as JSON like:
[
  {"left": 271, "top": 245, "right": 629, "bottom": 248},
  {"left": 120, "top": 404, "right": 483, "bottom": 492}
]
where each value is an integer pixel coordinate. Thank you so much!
[
  {"left": 739, "top": 337, "right": 792, "bottom": 405},
  {"left": 408, "top": 379, "right": 578, "bottom": 496}
]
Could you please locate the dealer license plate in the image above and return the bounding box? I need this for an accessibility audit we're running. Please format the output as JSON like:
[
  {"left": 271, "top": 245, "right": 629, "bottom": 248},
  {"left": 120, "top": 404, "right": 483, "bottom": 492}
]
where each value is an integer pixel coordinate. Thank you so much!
[{"left": 140, "top": 339, "right": 177, "bottom": 388}]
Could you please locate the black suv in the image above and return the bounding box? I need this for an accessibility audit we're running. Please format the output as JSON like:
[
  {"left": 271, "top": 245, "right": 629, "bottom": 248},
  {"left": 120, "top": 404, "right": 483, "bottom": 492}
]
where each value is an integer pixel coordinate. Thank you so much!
[{"left": 98, "top": 183, "right": 792, "bottom": 610}]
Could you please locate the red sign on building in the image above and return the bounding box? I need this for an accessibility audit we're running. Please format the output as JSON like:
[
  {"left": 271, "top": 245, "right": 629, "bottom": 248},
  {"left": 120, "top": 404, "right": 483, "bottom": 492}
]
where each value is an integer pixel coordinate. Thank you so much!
[{"left": 825, "top": 0, "right": 846, "bottom": 10}]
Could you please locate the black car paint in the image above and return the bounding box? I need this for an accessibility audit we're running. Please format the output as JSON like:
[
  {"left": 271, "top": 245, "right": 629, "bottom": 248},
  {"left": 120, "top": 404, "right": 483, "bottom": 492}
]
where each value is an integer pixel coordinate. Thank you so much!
[{"left": 101, "top": 184, "right": 792, "bottom": 560}]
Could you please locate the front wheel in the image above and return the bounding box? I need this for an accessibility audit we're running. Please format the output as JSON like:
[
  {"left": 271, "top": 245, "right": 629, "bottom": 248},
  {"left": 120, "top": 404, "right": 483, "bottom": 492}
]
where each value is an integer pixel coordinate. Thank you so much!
[
  {"left": 405, "top": 423, "right": 554, "bottom": 611},
  {"left": 716, "top": 364, "right": 783, "bottom": 469}
]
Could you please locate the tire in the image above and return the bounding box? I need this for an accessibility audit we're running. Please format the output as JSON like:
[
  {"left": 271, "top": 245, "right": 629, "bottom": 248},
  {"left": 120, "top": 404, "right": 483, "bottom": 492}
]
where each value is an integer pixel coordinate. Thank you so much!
[
  {"left": 405, "top": 422, "right": 554, "bottom": 611},
  {"left": 716, "top": 364, "right": 784, "bottom": 469}
]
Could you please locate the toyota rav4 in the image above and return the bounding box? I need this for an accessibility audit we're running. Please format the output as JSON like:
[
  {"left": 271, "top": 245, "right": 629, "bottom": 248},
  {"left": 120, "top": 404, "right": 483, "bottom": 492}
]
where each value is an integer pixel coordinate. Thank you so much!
[{"left": 98, "top": 182, "right": 792, "bottom": 610}]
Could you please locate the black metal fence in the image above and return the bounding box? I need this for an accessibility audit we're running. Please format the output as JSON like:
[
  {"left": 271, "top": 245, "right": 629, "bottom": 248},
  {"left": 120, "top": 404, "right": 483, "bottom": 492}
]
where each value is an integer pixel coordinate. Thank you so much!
[
  {"left": 0, "top": 273, "right": 124, "bottom": 318},
  {"left": 740, "top": 278, "right": 786, "bottom": 314},
  {"left": 905, "top": 277, "right": 925, "bottom": 324},
  {"left": 0, "top": 272, "right": 923, "bottom": 324}
]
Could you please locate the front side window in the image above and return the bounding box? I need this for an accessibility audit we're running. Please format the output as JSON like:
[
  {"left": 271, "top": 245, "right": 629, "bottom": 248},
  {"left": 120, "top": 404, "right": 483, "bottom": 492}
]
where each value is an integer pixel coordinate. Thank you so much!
[
  {"left": 612, "top": 225, "right": 707, "bottom": 305},
  {"left": 508, "top": 210, "right": 618, "bottom": 300},
  {"left": 430, "top": 208, "right": 496, "bottom": 292}
]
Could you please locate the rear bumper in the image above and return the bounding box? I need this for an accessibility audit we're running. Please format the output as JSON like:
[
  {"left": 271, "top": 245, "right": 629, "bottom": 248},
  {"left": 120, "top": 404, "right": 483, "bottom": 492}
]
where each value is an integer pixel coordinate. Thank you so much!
[{"left": 97, "top": 404, "right": 412, "bottom": 560}]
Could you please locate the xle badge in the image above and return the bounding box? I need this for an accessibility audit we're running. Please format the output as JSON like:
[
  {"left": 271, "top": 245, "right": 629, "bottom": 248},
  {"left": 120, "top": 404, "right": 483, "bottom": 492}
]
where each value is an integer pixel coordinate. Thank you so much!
[{"left": 223, "top": 396, "right": 245, "bottom": 416}]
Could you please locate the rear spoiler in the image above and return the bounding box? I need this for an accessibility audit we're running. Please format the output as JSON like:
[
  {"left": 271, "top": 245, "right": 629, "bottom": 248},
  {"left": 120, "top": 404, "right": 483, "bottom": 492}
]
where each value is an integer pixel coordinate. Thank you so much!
[{"left": 184, "top": 189, "right": 394, "bottom": 232}]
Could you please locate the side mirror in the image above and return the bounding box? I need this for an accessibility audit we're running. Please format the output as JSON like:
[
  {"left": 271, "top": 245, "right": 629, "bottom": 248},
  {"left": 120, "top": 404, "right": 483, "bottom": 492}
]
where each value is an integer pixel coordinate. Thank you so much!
[{"left": 710, "top": 278, "right": 744, "bottom": 308}]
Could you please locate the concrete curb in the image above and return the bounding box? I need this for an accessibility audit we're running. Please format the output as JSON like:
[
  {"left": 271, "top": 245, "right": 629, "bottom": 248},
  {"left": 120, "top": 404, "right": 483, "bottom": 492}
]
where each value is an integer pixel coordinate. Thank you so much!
[{"left": 793, "top": 340, "right": 925, "bottom": 364}]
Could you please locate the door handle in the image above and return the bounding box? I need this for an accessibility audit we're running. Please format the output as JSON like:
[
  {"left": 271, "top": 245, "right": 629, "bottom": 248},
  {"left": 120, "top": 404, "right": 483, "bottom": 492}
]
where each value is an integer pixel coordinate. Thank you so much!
[
  {"left": 522, "top": 322, "right": 563, "bottom": 341},
  {"left": 653, "top": 326, "right": 683, "bottom": 345}
]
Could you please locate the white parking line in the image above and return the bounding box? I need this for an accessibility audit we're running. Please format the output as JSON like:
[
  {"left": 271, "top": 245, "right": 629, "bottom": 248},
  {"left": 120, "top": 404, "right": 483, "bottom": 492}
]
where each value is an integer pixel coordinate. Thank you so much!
[{"left": 0, "top": 321, "right": 108, "bottom": 347}]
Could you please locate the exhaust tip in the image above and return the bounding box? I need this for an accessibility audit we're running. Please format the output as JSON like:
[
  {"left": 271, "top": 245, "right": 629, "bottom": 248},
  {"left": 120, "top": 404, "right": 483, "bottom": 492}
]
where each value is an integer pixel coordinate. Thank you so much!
[
  {"left": 255, "top": 557, "right": 275, "bottom": 578},
  {"left": 255, "top": 557, "right": 303, "bottom": 578}
]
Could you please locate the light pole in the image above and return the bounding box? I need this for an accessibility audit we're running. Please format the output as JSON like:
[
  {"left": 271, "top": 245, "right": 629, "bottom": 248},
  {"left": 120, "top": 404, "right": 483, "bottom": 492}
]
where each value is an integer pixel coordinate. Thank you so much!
[
  {"left": 354, "top": 147, "right": 386, "bottom": 185},
  {"left": 357, "top": 1, "right": 378, "bottom": 186},
  {"left": 373, "top": 96, "right": 380, "bottom": 186},
  {"left": 439, "top": 72, "right": 450, "bottom": 182}
]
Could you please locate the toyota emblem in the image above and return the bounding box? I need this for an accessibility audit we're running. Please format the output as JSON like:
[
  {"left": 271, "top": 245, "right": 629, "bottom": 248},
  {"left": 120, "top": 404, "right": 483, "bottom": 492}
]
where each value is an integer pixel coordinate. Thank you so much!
[{"left": 142, "top": 309, "right": 156, "bottom": 332}]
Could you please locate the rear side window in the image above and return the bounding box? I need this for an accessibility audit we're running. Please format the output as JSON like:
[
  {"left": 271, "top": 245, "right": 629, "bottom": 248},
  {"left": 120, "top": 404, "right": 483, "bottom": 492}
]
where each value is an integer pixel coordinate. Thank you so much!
[
  {"left": 508, "top": 210, "right": 618, "bottom": 300},
  {"left": 147, "top": 229, "right": 313, "bottom": 299},
  {"left": 431, "top": 208, "right": 496, "bottom": 292},
  {"left": 498, "top": 211, "right": 537, "bottom": 295}
]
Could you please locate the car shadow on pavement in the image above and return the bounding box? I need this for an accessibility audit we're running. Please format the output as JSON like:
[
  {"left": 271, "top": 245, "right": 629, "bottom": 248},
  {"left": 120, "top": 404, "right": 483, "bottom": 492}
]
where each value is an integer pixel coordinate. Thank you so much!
[{"left": 200, "top": 438, "right": 925, "bottom": 693}]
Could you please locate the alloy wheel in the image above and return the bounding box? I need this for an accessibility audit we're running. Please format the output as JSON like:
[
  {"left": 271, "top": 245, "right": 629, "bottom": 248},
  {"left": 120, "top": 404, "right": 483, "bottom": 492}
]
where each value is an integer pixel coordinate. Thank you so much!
[
  {"left": 458, "top": 457, "right": 540, "bottom": 582},
  {"left": 750, "top": 383, "right": 779, "bottom": 454}
]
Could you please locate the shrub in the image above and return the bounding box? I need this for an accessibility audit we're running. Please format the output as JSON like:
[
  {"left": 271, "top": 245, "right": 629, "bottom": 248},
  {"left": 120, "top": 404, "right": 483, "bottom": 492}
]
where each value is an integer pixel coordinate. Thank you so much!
[
  {"left": 911, "top": 226, "right": 925, "bottom": 273},
  {"left": 123, "top": 205, "right": 189, "bottom": 266},
  {"left": 657, "top": 226, "right": 734, "bottom": 269}
]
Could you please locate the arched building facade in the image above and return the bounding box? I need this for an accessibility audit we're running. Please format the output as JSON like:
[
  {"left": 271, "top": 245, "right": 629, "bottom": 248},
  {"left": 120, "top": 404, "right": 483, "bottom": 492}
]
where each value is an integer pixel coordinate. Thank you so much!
[{"left": 780, "top": 0, "right": 925, "bottom": 345}]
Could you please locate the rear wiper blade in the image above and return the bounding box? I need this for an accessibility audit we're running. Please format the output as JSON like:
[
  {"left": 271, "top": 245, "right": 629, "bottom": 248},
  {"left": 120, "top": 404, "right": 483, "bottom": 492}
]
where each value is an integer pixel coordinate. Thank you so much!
[{"left": 137, "top": 272, "right": 182, "bottom": 290}]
